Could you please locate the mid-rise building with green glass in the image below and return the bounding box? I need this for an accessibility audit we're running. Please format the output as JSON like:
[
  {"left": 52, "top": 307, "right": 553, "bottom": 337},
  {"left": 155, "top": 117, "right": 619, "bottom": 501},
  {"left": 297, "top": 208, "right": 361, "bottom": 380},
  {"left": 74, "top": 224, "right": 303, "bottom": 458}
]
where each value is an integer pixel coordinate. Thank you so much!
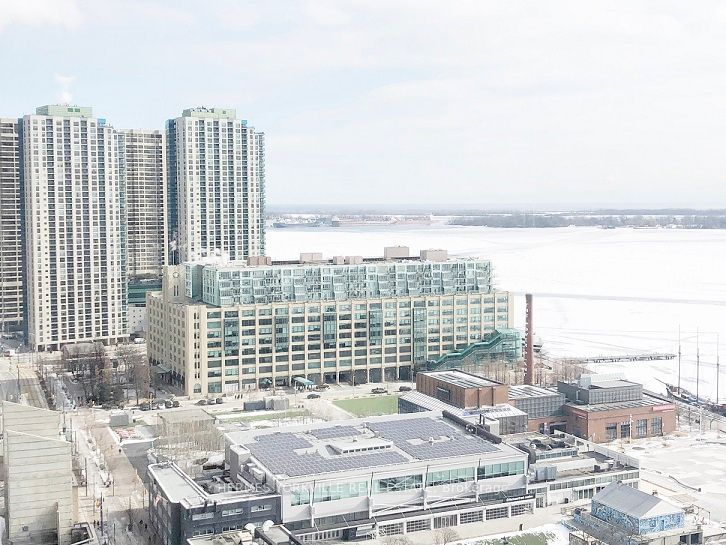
[{"left": 147, "top": 247, "right": 518, "bottom": 396}]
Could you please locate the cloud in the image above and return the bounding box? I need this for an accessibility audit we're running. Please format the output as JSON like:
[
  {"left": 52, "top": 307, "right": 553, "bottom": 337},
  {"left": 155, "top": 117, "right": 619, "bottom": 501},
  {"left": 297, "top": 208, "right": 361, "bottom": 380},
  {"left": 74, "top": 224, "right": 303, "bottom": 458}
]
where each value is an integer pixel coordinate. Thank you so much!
[
  {"left": 55, "top": 74, "right": 75, "bottom": 104},
  {"left": 0, "top": 0, "right": 82, "bottom": 32},
  {"left": 5, "top": 1, "right": 726, "bottom": 206}
]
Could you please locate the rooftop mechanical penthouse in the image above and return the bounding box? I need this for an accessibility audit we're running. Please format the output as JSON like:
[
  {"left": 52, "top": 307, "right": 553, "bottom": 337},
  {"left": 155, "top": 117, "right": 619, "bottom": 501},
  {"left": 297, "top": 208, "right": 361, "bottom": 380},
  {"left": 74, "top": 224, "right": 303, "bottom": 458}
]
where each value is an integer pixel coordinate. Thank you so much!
[{"left": 147, "top": 247, "right": 519, "bottom": 397}]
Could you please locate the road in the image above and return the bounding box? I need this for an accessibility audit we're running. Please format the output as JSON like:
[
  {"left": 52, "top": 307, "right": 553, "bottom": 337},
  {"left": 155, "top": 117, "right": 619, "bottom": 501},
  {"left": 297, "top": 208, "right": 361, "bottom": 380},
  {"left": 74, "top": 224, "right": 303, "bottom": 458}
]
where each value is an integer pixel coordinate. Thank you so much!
[
  {"left": 0, "top": 359, "right": 21, "bottom": 402},
  {"left": 73, "top": 409, "right": 151, "bottom": 545},
  {"left": 0, "top": 356, "right": 48, "bottom": 407}
]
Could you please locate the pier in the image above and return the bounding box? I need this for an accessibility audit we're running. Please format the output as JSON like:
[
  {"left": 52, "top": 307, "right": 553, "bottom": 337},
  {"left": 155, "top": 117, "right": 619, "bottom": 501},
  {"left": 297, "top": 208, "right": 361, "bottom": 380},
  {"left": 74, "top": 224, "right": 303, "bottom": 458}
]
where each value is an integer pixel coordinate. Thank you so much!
[{"left": 580, "top": 352, "right": 676, "bottom": 364}]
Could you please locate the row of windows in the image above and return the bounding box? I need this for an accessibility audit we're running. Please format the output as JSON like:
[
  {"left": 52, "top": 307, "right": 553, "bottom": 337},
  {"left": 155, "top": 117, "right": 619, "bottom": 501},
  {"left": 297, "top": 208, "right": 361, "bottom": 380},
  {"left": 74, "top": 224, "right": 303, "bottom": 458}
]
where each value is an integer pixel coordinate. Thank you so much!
[
  {"left": 291, "top": 481, "right": 368, "bottom": 506},
  {"left": 205, "top": 294, "right": 505, "bottom": 320},
  {"left": 289, "top": 463, "right": 525, "bottom": 506},
  {"left": 548, "top": 470, "right": 639, "bottom": 491}
]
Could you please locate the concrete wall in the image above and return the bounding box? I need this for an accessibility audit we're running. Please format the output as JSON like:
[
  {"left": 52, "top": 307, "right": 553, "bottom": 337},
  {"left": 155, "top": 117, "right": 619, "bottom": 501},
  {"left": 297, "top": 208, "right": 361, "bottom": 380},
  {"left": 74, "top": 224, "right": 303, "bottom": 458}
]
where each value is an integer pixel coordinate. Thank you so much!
[
  {"left": 1, "top": 401, "right": 61, "bottom": 438},
  {"left": 4, "top": 430, "right": 73, "bottom": 545}
]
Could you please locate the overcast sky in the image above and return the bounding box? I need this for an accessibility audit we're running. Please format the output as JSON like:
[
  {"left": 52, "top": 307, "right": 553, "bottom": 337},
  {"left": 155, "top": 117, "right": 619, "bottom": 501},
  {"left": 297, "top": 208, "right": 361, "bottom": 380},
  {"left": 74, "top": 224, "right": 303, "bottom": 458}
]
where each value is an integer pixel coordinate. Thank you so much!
[{"left": 2, "top": 1, "right": 726, "bottom": 208}]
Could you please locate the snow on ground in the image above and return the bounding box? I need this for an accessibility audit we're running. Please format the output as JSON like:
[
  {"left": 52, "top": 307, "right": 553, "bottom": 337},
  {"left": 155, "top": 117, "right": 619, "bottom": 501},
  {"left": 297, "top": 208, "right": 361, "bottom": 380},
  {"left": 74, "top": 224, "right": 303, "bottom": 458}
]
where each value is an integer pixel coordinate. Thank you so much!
[{"left": 458, "top": 523, "right": 570, "bottom": 545}]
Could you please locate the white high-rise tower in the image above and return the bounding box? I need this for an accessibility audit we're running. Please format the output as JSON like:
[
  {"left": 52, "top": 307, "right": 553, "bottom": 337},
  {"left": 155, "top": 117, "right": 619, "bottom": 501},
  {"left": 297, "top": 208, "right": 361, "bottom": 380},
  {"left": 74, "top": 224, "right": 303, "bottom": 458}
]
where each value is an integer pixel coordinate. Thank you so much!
[
  {"left": 118, "top": 128, "right": 167, "bottom": 277},
  {"left": 166, "top": 107, "right": 265, "bottom": 263},
  {"left": 22, "top": 105, "right": 127, "bottom": 351}
]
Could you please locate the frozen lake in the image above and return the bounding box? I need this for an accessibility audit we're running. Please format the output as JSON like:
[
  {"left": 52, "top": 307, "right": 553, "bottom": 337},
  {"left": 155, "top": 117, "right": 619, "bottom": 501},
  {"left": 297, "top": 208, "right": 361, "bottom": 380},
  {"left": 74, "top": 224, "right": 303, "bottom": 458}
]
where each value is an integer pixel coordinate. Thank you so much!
[{"left": 267, "top": 225, "right": 726, "bottom": 402}]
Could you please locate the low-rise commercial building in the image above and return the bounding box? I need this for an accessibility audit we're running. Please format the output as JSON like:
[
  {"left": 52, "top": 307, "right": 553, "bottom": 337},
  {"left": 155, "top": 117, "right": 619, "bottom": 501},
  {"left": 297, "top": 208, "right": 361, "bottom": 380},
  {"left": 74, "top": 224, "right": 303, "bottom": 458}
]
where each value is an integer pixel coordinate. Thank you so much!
[
  {"left": 570, "top": 482, "right": 703, "bottom": 545},
  {"left": 397, "top": 371, "right": 675, "bottom": 443},
  {"left": 148, "top": 412, "right": 535, "bottom": 544},
  {"left": 502, "top": 432, "right": 640, "bottom": 507},
  {"left": 147, "top": 248, "right": 517, "bottom": 397},
  {"left": 415, "top": 369, "right": 509, "bottom": 407},
  {"left": 508, "top": 384, "right": 568, "bottom": 434},
  {"left": 147, "top": 462, "right": 281, "bottom": 545},
  {"left": 559, "top": 375, "right": 676, "bottom": 442}
]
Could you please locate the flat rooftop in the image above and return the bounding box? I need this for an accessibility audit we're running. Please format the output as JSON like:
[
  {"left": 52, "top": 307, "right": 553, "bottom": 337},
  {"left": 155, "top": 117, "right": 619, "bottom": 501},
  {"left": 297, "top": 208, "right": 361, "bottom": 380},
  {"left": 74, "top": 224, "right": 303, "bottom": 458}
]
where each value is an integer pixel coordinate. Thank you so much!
[
  {"left": 508, "top": 385, "right": 562, "bottom": 399},
  {"left": 587, "top": 379, "right": 639, "bottom": 389},
  {"left": 568, "top": 394, "right": 673, "bottom": 412},
  {"left": 422, "top": 370, "right": 501, "bottom": 388},
  {"left": 401, "top": 391, "right": 526, "bottom": 419},
  {"left": 148, "top": 463, "right": 205, "bottom": 504},
  {"left": 228, "top": 412, "right": 522, "bottom": 479}
]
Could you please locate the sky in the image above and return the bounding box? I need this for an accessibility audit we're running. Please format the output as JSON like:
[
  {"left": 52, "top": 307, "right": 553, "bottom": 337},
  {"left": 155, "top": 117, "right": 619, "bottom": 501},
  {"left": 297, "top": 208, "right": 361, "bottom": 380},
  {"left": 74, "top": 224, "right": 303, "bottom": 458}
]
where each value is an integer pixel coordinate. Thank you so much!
[{"left": 2, "top": 1, "right": 726, "bottom": 209}]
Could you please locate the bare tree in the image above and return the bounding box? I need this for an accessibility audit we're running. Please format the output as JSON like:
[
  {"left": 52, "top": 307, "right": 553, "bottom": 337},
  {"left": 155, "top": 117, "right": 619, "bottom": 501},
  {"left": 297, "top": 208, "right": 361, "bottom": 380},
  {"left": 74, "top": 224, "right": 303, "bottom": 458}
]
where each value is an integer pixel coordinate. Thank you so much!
[
  {"left": 134, "top": 356, "right": 151, "bottom": 403},
  {"left": 116, "top": 344, "right": 149, "bottom": 403},
  {"left": 433, "top": 528, "right": 461, "bottom": 545},
  {"left": 382, "top": 537, "right": 413, "bottom": 545}
]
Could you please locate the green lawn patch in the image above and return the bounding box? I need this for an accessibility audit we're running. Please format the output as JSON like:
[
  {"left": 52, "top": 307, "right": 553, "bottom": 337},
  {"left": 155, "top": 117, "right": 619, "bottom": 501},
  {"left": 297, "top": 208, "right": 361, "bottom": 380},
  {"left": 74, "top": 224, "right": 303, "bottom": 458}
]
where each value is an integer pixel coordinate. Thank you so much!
[{"left": 333, "top": 395, "right": 398, "bottom": 416}]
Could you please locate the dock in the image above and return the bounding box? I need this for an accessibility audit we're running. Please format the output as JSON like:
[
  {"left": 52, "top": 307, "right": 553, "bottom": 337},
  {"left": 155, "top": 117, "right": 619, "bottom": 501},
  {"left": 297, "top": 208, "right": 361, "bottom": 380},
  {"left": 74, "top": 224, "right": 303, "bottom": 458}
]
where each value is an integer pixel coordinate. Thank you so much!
[{"left": 580, "top": 352, "right": 676, "bottom": 364}]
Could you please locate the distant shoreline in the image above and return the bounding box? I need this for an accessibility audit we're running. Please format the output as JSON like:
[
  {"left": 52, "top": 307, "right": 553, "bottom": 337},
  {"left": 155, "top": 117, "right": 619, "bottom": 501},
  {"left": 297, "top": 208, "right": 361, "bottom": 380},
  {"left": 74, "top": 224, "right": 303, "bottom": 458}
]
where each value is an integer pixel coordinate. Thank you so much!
[{"left": 268, "top": 211, "right": 726, "bottom": 230}]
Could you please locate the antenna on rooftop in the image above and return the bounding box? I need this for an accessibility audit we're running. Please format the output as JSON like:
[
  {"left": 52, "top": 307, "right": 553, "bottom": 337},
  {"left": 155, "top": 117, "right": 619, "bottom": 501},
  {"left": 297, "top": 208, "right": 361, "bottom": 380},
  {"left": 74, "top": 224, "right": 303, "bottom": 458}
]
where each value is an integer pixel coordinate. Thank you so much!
[
  {"left": 677, "top": 325, "right": 681, "bottom": 394},
  {"left": 696, "top": 328, "right": 700, "bottom": 406},
  {"left": 717, "top": 333, "right": 720, "bottom": 405}
]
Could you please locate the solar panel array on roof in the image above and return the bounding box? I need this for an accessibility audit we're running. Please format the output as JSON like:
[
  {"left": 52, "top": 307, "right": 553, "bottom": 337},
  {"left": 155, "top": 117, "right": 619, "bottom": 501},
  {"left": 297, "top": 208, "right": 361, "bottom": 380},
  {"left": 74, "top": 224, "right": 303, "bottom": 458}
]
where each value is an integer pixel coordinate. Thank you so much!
[
  {"left": 246, "top": 432, "right": 408, "bottom": 477},
  {"left": 255, "top": 433, "right": 313, "bottom": 450},
  {"left": 308, "top": 426, "right": 362, "bottom": 440},
  {"left": 367, "top": 417, "right": 499, "bottom": 460}
]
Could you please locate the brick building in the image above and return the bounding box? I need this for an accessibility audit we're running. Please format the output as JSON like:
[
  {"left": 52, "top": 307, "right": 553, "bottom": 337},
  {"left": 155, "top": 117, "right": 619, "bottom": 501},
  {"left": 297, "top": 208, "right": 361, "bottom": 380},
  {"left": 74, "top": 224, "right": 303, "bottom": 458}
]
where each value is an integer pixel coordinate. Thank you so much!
[{"left": 415, "top": 370, "right": 508, "bottom": 408}]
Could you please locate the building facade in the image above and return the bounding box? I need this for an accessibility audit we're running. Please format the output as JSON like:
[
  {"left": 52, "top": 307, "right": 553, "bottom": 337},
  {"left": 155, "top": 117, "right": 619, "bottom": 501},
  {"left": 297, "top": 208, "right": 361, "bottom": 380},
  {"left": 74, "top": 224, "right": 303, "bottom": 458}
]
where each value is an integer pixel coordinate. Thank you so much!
[
  {"left": 558, "top": 376, "right": 677, "bottom": 442},
  {"left": 166, "top": 107, "right": 265, "bottom": 264},
  {"left": 0, "top": 118, "right": 23, "bottom": 331},
  {"left": 22, "top": 105, "right": 127, "bottom": 350},
  {"left": 147, "top": 250, "right": 515, "bottom": 396},
  {"left": 2, "top": 402, "right": 74, "bottom": 545},
  {"left": 415, "top": 370, "right": 509, "bottom": 408},
  {"left": 119, "top": 128, "right": 167, "bottom": 278}
]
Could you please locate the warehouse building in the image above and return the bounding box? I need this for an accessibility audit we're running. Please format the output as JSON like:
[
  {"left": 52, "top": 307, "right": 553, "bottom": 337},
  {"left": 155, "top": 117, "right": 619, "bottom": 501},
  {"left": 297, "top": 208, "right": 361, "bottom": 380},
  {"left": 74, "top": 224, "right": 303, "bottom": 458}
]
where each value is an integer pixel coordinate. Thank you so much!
[
  {"left": 508, "top": 385, "right": 568, "bottom": 434},
  {"left": 559, "top": 375, "right": 676, "bottom": 442},
  {"left": 397, "top": 371, "right": 675, "bottom": 443},
  {"left": 147, "top": 248, "right": 518, "bottom": 397}
]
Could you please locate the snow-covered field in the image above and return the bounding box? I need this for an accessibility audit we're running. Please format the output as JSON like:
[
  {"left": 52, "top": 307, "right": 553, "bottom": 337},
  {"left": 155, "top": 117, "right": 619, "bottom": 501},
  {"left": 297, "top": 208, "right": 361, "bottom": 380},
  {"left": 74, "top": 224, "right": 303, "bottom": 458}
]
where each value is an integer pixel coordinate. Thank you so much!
[{"left": 267, "top": 225, "right": 726, "bottom": 402}]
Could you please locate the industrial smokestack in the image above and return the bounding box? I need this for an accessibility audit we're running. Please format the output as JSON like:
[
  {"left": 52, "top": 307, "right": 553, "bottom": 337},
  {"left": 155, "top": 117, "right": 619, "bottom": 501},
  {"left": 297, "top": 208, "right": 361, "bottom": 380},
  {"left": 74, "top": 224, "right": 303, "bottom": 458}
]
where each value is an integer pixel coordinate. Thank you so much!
[{"left": 525, "top": 293, "right": 534, "bottom": 385}]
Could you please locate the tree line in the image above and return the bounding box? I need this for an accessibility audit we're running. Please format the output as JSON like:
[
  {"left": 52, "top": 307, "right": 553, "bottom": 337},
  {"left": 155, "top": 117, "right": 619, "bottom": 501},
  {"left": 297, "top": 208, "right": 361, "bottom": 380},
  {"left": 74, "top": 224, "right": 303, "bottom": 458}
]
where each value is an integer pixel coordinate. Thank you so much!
[
  {"left": 450, "top": 213, "right": 726, "bottom": 229},
  {"left": 62, "top": 342, "right": 151, "bottom": 406}
]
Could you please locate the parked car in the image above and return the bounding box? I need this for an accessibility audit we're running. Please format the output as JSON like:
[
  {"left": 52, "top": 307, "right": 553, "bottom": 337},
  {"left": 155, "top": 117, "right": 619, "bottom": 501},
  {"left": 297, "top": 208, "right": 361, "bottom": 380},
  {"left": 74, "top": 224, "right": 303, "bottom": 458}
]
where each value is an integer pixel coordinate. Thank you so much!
[
  {"left": 164, "top": 399, "right": 173, "bottom": 409},
  {"left": 215, "top": 397, "right": 224, "bottom": 404},
  {"left": 371, "top": 387, "right": 387, "bottom": 394},
  {"left": 172, "top": 399, "right": 180, "bottom": 408},
  {"left": 398, "top": 386, "right": 412, "bottom": 392},
  {"left": 197, "top": 399, "right": 207, "bottom": 406},
  {"left": 139, "top": 402, "right": 150, "bottom": 411},
  {"left": 315, "top": 384, "right": 330, "bottom": 391},
  {"left": 307, "top": 393, "right": 321, "bottom": 399}
]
